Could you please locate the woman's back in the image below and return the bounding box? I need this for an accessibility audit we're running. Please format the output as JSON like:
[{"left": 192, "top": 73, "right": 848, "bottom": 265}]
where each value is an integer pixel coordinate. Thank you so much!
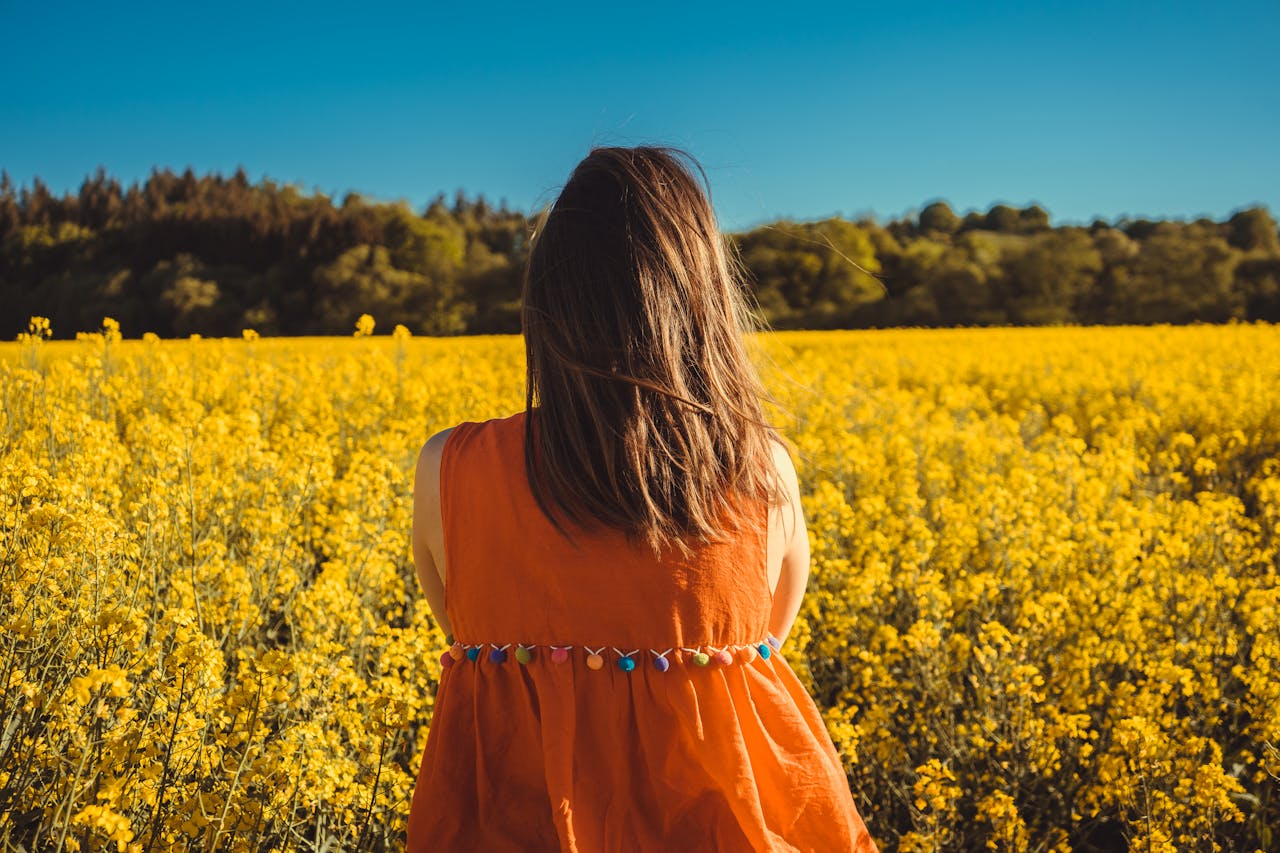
[{"left": 407, "top": 408, "right": 879, "bottom": 852}]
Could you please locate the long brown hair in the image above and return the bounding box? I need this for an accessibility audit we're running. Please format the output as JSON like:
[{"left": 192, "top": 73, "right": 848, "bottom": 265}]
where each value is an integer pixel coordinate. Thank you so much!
[{"left": 521, "top": 145, "right": 788, "bottom": 559}]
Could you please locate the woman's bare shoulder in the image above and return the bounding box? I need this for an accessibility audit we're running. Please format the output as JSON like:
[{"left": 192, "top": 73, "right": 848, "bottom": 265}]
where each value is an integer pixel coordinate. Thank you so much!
[
  {"left": 415, "top": 413, "right": 514, "bottom": 482},
  {"left": 424, "top": 425, "right": 458, "bottom": 456},
  {"left": 766, "top": 433, "right": 800, "bottom": 494},
  {"left": 414, "top": 426, "right": 459, "bottom": 495}
]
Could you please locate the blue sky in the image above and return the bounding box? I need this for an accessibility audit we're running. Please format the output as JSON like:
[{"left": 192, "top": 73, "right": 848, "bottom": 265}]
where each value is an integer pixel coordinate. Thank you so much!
[{"left": 2, "top": 0, "right": 1276, "bottom": 233}]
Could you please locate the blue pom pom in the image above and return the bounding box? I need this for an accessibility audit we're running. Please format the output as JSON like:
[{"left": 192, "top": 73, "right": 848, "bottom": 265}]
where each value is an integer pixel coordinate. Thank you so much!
[
  {"left": 618, "top": 657, "right": 636, "bottom": 672},
  {"left": 757, "top": 643, "right": 771, "bottom": 659},
  {"left": 489, "top": 648, "right": 508, "bottom": 664},
  {"left": 466, "top": 647, "right": 480, "bottom": 662},
  {"left": 654, "top": 657, "right": 670, "bottom": 672}
]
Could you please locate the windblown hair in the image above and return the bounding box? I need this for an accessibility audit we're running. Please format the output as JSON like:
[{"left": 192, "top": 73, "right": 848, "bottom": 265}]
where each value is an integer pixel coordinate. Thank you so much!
[{"left": 521, "top": 145, "right": 789, "bottom": 559}]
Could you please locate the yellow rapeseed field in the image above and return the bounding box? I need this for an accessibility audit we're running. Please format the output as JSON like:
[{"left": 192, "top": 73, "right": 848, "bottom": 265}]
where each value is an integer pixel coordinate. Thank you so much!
[{"left": 2, "top": 315, "right": 1277, "bottom": 852}]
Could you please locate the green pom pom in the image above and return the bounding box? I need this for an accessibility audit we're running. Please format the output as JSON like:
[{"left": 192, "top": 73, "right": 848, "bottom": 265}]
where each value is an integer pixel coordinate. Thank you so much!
[
  {"left": 693, "top": 652, "right": 710, "bottom": 666},
  {"left": 515, "top": 646, "right": 532, "bottom": 665}
]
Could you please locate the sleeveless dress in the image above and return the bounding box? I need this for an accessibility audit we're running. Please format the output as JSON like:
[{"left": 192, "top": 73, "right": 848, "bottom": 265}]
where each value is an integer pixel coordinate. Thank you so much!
[{"left": 407, "top": 409, "right": 880, "bottom": 852}]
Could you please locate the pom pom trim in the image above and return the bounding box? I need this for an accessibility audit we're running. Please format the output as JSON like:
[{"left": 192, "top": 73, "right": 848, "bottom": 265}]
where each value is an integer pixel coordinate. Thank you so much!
[{"left": 444, "top": 635, "right": 783, "bottom": 670}]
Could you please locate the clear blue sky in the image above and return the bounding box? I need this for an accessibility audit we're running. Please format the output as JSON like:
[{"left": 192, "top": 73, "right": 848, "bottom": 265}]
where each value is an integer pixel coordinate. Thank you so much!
[{"left": 2, "top": 0, "right": 1276, "bottom": 233}]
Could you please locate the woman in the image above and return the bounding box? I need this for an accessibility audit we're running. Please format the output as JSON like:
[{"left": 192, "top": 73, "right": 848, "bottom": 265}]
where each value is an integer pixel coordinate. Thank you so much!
[{"left": 408, "top": 145, "right": 879, "bottom": 851}]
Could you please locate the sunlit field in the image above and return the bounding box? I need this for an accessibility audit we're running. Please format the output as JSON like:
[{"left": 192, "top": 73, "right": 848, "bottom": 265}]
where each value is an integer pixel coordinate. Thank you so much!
[{"left": 2, "top": 317, "right": 1278, "bottom": 852}]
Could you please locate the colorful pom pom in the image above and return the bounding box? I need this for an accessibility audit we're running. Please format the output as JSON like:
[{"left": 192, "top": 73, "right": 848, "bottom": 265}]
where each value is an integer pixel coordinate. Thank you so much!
[
  {"left": 515, "top": 646, "right": 532, "bottom": 665},
  {"left": 767, "top": 634, "right": 782, "bottom": 650},
  {"left": 466, "top": 647, "right": 480, "bottom": 662},
  {"left": 489, "top": 648, "right": 507, "bottom": 664},
  {"left": 714, "top": 649, "right": 733, "bottom": 665},
  {"left": 757, "top": 643, "right": 771, "bottom": 659},
  {"left": 618, "top": 657, "right": 636, "bottom": 672},
  {"left": 586, "top": 653, "right": 604, "bottom": 670},
  {"left": 693, "top": 652, "right": 710, "bottom": 666},
  {"left": 551, "top": 648, "right": 569, "bottom": 664},
  {"left": 449, "top": 643, "right": 464, "bottom": 661},
  {"left": 440, "top": 650, "right": 454, "bottom": 667},
  {"left": 742, "top": 645, "right": 757, "bottom": 662},
  {"left": 654, "top": 656, "right": 670, "bottom": 672}
]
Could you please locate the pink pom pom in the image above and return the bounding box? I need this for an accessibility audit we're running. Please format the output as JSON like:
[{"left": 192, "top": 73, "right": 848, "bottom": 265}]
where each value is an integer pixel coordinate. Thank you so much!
[{"left": 551, "top": 648, "right": 569, "bottom": 664}]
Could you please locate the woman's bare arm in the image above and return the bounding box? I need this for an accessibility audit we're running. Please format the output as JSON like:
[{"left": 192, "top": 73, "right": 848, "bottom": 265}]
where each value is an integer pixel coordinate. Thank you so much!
[
  {"left": 766, "top": 437, "right": 810, "bottom": 647},
  {"left": 412, "top": 428, "right": 455, "bottom": 640}
]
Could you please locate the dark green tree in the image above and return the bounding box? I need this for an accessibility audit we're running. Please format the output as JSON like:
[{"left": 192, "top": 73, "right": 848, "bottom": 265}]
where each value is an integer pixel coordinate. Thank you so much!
[
  {"left": 918, "top": 201, "right": 961, "bottom": 235},
  {"left": 1226, "top": 207, "right": 1279, "bottom": 253}
]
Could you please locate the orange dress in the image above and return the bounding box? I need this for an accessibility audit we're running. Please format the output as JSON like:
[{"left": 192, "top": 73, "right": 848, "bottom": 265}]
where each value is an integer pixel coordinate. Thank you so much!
[{"left": 407, "top": 409, "right": 880, "bottom": 852}]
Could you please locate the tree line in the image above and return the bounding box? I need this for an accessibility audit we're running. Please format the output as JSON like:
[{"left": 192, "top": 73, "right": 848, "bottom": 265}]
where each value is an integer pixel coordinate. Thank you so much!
[{"left": 1, "top": 166, "right": 1277, "bottom": 339}]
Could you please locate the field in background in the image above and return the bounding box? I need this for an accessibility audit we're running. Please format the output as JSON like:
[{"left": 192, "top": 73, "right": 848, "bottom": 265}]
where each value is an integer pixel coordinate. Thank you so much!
[{"left": 2, "top": 318, "right": 1278, "bottom": 851}]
